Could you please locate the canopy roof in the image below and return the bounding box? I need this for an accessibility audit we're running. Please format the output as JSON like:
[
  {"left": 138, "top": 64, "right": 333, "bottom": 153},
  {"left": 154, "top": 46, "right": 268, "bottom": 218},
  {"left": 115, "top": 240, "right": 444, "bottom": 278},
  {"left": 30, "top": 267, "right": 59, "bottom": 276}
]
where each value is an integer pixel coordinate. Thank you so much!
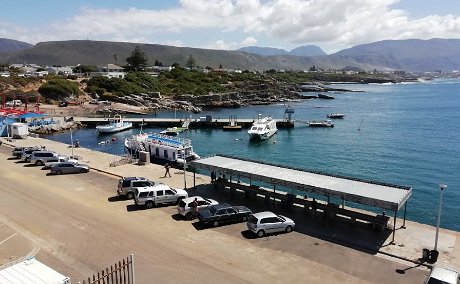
[{"left": 192, "top": 155, "right": 412, "bottom": 211}]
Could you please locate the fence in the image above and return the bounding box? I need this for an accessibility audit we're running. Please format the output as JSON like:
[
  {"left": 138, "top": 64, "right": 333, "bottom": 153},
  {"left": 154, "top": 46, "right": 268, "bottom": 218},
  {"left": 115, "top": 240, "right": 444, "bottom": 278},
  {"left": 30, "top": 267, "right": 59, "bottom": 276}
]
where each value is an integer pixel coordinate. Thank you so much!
[{"left": 78, "top": 254, "right": 135, "bottom": 284}]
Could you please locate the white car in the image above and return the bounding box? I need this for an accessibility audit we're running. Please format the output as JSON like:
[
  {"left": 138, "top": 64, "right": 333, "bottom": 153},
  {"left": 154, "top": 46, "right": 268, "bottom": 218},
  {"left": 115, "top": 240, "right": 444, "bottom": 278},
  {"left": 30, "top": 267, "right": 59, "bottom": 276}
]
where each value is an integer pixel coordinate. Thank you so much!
[
  {"left": 44, "top": 156, "right": 78, "bottom": 169},
  {"left": 425, "top": 266, "right": 459, "bottom": 284},
  {"left": 177, "top": 196, "right": 218, "bottom": 220},
  {"left": 134, "top": 185, "right": 188, "bottom": 209},
  {"left": 247, "top": 211, "right": 295, "bottom": 237}
]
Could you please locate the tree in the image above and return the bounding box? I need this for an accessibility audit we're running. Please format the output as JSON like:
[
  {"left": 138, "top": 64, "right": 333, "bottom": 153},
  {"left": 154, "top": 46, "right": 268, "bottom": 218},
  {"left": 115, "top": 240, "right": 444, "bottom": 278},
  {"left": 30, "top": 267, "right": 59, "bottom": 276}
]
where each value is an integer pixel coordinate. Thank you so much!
[
  {"left": 113, "top": 54, "right": 118, "bottom": 65},
  {"left": 126, "top": 46, "right": 149, "bottom": 71},
  {"left": 185, "top": 54, "right": 196, "bottom": 70},
  {"left": 154, "top": 59, "right": 163, "bottom": 67}
]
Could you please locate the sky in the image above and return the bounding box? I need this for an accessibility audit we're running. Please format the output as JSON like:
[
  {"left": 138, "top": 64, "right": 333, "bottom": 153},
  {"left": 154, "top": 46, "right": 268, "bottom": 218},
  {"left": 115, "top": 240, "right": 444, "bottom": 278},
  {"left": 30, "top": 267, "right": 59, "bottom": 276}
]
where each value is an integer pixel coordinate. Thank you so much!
[{"left": 1, "top": 0, "right": 460, "bottom": 54}]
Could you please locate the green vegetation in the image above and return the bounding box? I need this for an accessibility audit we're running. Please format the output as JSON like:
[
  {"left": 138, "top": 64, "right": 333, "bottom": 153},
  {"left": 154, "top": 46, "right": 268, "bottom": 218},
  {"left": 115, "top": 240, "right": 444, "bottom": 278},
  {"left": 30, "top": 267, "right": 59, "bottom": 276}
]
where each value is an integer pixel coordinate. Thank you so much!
[
  {"left": 38, "top": 78, "right": 79, "bottom": 100},
  {"left": 126, "top": 46, "right": 149, "bottom": 71}
]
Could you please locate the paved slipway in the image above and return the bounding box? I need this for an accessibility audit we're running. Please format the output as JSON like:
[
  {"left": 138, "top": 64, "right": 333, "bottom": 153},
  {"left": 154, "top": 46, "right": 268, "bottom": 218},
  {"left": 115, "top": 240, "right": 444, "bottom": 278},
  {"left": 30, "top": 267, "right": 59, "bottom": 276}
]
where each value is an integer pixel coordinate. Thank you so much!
[{"left": 0, "top": 137, "right": 459, "bottom": 283}]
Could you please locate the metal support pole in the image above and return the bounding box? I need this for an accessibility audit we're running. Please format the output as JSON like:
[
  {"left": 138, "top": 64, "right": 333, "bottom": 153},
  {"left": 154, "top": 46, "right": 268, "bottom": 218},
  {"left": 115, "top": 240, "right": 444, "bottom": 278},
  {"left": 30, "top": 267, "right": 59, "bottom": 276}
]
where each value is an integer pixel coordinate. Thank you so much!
[
  {"left": 70, "top": 127, "right": 74, "bottom": 157},
  {"left": 183, "top": 160, "right": 187, "bottom": 190},
  {"left": 193, "top": 171, "right": 196, "bottom": 190},
  {"left": 434, "top": 184, "right": 447, "bottom": 251},
  {"left": 391, "top": 210, "right": 397, "bottom": 244},
  {"left": 402, "top": 201, "right": 408, "bottom": 229},
  {"left": 342, "top": 198, "right": 345, "bottom": 209},
  {"left": 273, "top": 185, "right": 276, "bottom": 210}
]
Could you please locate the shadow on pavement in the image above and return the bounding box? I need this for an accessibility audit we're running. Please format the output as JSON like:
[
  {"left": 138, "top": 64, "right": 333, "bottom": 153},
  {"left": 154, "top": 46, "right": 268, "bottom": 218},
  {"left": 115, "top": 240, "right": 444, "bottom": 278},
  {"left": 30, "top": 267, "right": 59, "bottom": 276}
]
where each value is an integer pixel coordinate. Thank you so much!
[{"left": 108, "top": 196, "right": 126, "bottom": 202}]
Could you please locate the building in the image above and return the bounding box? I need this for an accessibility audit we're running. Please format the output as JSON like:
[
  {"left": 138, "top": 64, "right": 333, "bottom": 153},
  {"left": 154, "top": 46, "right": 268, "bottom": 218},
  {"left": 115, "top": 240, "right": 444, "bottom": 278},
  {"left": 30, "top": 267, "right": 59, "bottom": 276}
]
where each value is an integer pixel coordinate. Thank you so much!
[{"left": 90, "top": 64, "right": 126, "bottom": 79}]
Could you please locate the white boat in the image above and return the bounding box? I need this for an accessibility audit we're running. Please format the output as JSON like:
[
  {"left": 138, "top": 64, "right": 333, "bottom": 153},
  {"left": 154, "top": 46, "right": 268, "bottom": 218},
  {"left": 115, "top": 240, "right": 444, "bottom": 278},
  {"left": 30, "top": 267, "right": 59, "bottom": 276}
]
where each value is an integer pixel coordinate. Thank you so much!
[
  {"left": 96, "top": 115, "right": 132, "bottom": 133},
  {"left": 124, "top": 132, "right": 200, "bottom": 167},
  {"left": 327, "top": 113, "right": 345, "bottom": 119},
  {"left": 247, "top": 115, "right": 277, "bottom": 140},
  {"left": 309, "top": 120, "right": 334, "bottom": 128}
]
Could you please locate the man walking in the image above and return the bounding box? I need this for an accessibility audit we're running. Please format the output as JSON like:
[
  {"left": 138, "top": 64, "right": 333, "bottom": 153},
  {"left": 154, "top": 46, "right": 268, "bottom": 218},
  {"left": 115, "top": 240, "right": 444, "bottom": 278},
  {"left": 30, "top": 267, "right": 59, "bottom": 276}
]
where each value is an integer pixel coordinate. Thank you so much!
[{"left": 164, "top": 163, "right": 171, "bottom": 177}]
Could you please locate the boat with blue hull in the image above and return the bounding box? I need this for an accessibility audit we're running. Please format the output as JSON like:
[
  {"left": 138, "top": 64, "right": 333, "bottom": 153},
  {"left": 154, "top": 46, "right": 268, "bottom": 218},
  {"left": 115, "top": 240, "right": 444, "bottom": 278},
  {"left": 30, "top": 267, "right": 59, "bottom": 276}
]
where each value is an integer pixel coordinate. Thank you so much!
[{"left": 124, "top": 132, "right": 200, "bottom": 167}]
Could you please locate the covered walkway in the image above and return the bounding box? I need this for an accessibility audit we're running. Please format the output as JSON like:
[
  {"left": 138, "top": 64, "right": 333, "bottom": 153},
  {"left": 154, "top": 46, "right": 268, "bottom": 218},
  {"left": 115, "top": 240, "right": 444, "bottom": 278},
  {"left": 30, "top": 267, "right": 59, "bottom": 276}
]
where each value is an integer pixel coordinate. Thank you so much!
[{"left": 192, "top": 155, "right": 412, "bottom": 243}]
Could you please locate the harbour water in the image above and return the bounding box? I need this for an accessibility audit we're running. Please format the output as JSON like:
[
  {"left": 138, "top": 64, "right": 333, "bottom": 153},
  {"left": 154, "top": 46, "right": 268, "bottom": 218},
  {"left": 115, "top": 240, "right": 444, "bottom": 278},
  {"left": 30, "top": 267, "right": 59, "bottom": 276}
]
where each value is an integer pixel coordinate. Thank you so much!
[{"left": 44, "top": 78, "right": 460, "bottom": 231}]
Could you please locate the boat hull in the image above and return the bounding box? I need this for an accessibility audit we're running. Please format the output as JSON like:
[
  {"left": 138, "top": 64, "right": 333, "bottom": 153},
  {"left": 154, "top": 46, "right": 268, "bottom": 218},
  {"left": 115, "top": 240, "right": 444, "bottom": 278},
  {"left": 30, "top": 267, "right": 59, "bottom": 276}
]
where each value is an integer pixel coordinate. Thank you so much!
[{"left": 97, "top": 122, "right": 133, "bottom": 133}]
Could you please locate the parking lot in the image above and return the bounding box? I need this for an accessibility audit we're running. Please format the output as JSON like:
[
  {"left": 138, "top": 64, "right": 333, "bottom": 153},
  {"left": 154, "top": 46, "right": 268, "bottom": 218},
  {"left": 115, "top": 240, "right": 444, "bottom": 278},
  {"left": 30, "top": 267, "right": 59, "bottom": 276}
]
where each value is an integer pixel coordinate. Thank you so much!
[{"left": 0, "top": 143, "right": 430, "bottom": 283}]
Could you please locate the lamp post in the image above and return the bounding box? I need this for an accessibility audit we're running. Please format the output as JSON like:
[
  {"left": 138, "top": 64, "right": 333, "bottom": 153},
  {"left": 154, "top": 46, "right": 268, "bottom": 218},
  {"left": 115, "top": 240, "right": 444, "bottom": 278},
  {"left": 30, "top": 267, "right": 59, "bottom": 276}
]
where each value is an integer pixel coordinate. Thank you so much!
[
  {"left": 183, "top": 159, "right": 187, "bottom": 190},
  {"left": 434, "top": 184, "right": 448, "bottom": 251},
  {"left": 70, "top": 127, "right": 74, "bottom": 157}
]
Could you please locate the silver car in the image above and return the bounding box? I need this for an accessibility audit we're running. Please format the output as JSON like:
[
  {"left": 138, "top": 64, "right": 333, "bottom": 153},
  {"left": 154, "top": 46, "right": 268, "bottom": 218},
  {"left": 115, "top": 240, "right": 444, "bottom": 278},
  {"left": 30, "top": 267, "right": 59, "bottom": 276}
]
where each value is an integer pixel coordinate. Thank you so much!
[
  {"left": 50, "top": 162, "right": 90, "bottom": 175},
  {"left": 247, "top": 211, "right": 295, "bottom": 237}
]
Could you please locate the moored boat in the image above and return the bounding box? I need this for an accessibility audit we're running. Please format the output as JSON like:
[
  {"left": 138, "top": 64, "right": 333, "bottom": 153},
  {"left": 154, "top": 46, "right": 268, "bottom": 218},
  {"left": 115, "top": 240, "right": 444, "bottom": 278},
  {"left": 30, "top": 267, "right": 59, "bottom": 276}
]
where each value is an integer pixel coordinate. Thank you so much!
[
  {"left": 309, "top": 120, "right": 334, "bottom": 128},
  {"left": 96, "top": 115, "right": 132, "bottom": 133},
  {"left": 124, "top": 132, "right": 200, "bottom": 167},
  {"left": 318, "top": 94, "right": 335, "bottom": 99},
  {"left": 327, "top": 113, "right": 345, "bottom": 119},
  {"left": 247, "top": 115, "right": 277, "bottom": 140}
]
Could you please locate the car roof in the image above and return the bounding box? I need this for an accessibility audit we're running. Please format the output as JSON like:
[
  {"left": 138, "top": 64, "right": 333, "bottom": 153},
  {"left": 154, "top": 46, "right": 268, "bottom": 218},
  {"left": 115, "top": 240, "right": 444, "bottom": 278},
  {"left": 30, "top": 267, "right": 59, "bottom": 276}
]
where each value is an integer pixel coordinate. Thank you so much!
[
  {"left": 429, "top": 266, "right": 459, "bottom": 283},
  {"left": 209, "top": 203, "right": 231, "bottom": 210},
  {"left": 182, "top": 196, "right": 205, "bottom": 203},
  {"left": 251, "top": 211, "right": 278, "bottom": 219},
  {"left": 136, "top": 184, "right": 170, "bottom": 192},
  {"left": 122, "top": 177, "right": 146, "bottom": 181}
]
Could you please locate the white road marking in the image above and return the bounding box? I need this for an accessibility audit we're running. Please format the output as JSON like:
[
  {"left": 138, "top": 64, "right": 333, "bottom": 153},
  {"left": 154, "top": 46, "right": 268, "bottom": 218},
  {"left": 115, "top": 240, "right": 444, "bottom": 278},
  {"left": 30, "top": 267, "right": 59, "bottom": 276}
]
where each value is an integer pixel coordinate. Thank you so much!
[{"left": 0, "top": 233, "right": 17, "bottom": 246}]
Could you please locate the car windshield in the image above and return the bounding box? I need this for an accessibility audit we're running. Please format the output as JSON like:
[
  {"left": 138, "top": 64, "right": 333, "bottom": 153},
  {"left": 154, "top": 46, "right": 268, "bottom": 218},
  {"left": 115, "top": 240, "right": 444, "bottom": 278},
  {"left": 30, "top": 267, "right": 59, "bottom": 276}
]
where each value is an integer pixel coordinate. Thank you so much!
[
  {"left": 248, "top": 215, "right": 258, "bottom": 224},
  {"left": 208, "top": 207, "right": 218, "bottom": 215}
]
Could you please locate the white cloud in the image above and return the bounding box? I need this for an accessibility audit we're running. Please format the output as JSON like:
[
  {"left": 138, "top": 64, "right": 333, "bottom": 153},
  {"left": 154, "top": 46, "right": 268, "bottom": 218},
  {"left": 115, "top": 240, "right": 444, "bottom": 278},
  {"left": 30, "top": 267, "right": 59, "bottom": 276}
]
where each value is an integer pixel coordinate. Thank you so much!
[{"left": 2, "top": 0, "right": 460, "bottom": 52}]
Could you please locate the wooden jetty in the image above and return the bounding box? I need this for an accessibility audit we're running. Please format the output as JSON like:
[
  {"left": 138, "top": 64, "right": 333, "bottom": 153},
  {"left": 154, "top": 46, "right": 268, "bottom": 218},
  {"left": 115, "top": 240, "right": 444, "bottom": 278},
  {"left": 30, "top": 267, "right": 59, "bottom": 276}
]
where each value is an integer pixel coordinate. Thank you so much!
[{"left": 73, "top": 117, "right": 295, "bottom": 129}]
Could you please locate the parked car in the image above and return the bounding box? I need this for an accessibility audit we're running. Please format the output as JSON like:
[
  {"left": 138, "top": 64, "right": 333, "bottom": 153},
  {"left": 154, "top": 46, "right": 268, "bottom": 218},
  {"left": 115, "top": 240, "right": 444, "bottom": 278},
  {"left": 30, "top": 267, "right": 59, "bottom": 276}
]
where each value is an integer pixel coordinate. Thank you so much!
[
  {"left": 21, "top": 148, "right": 45, "bottom": 162},
  {"left": 134, "top": 185, "right": 188, "bottom": 209},
  {"left": 58, "top": 101, "right": 68, "bottom": 107},
  {"left": 89, "top": 99, "right": 99, "bottom": 105},
  {"left": 425, "top": 266, "right": 459, "bottom": 284},
  {"left": 29, "top": 151, "right": 59, "bottom": 166},
  {"left": 44, "top": 156, "right": 78, "bottom": 169},
  {"left": 12, "top": 147, "right": 36, "bottom": 158},
  {"left": 117, "top": 177, "right": 159, "bottom": 199},
  {"left": 99, "top": 100, "right": 112, "bottom": 105},
  {"left": 197, "top": 203, "right": 252, "bottom": 227},
  {"left": 177, "top": 196, "right": 219, "bottom": 220},
  {"left": 50, "top": 162, "right": 90, "bottom": 175},
  {"left": 247, "top": 211, "right": 295, "bottom": 237}
]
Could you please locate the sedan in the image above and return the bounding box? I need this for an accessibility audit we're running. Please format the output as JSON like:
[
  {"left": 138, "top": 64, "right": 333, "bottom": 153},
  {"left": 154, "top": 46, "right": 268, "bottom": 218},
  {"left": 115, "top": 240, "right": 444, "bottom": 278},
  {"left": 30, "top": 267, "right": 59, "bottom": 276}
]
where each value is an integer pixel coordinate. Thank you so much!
[
  {"left": 247, "top": 211, "right": 295, "bottom": 237},
  {"left": 197, "top": 203, "right": 252, "bottom": 227},
  {"left": 50, "top": 162, "right": 90, "bottom": 175}
]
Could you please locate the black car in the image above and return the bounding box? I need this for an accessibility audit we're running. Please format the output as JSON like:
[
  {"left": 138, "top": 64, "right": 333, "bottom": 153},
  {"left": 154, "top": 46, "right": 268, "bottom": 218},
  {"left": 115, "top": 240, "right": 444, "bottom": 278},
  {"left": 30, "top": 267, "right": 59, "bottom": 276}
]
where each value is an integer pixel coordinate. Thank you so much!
[{"left": 197, "top": 203, "right": 252, "bottom": 227}]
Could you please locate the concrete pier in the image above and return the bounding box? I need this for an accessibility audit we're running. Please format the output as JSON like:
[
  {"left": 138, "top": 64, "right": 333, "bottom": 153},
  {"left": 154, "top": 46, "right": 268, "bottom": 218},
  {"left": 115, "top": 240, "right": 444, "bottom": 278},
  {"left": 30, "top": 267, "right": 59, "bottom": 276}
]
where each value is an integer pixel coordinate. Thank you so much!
[{"left": 73, "top": 117, "right": 295, "bottom": 129}]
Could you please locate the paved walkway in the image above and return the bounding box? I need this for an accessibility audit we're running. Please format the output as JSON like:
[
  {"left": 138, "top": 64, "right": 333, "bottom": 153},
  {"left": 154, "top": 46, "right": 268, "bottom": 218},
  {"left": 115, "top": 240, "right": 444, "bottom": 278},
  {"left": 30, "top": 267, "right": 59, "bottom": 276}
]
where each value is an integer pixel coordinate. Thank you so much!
[{"left": 2, "top": 136, "right": 460, "bottom": 271}]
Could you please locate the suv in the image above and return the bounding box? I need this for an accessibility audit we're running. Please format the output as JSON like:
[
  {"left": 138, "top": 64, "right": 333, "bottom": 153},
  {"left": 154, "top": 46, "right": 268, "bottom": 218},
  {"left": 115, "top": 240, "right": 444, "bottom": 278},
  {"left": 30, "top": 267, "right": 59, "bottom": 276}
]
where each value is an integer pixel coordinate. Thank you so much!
[
  {"left": 177, "top": 196, "right": 219, "bottom": 220},
  {"left": 134, "top": 185, "right": 188, "bottom": 209},
  {"left": 29, "top": 151, "right": 59, "bottom": 166},
  {"left": 117, "top": 177, "right": 160, "bottom": 199},
  {"left": 247, "top": 211, "right": 295, "bottom": 237},
  {"left": 21, "top": 148, "right": 45, "bottom": 162}
]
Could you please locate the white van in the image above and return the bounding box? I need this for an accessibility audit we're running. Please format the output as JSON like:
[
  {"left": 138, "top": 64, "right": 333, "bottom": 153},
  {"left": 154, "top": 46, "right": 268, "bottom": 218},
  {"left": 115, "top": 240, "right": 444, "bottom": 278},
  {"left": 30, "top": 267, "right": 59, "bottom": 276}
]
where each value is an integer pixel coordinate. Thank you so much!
[{"left": 134, "top": 184, "right": 188, "bottom": 209}]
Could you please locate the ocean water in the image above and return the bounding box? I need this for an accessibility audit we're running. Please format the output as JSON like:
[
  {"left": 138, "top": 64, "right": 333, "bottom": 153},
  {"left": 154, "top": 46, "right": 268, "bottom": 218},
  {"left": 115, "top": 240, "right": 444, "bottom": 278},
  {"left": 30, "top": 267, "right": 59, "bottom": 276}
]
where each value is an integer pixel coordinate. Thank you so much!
[{"left": 44, "top": 78, "right": 460, "bottom": 231}]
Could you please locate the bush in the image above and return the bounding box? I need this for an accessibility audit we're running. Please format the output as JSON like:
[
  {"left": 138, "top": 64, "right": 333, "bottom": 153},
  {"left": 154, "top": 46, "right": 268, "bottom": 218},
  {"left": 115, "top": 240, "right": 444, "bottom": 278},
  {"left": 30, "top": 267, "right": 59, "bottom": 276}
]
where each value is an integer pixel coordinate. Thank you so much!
[{"left": 38, "top": 78, "right": 79, "bottom": 100}]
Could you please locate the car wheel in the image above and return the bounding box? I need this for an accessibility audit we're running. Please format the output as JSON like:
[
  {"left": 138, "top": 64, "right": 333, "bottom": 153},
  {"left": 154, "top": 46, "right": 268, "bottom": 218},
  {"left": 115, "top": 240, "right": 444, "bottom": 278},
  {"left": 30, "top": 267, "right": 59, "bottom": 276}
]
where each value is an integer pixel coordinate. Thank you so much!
[
  {"left": 26, "top": 157, "right": 31, "bottom": 163},
  {"left": 257, "top": 230, "right": 265, "bottom": 237},
  {"left": 145, "top": 202, "right": 154, "bottom": 209},
  {"left": 56, "top": 170, "right": 62, "bottom": 175},
  {"left": 80, "top": 168, "right": 86, "bottom": 173},
  {"left": 126, "top": 192, "right": 134, "bottom": 200},
  {"left": 285, "top": 225, "right": 293, "bottom": 233},
  {"left": 36, "top": 160, "right": 43, "bottom": 166},
  {"left": 242, "top": 216, "right": 248, "bottom": 222},
  {"left": 185, "top": 212, "right": 193, "bottom": 220},
  {"left": 213, "top": 220, "right": 219, "bottom": 227}
]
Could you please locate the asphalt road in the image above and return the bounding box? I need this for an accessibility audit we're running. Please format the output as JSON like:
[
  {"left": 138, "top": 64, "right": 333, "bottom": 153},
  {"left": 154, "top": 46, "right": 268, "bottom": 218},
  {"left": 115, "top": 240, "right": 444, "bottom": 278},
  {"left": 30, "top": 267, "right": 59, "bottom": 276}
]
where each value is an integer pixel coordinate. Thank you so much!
[{"left": 0, "top": 145, "right": 427, "bottom": 283}]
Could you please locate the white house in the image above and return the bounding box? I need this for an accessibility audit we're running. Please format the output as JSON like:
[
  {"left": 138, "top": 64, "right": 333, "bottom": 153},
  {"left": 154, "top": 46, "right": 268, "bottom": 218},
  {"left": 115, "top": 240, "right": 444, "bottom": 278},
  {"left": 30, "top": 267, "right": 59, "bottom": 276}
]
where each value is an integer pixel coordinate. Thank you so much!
[{"left": 90, "top": 64, "right": 126, "bottom": 79}]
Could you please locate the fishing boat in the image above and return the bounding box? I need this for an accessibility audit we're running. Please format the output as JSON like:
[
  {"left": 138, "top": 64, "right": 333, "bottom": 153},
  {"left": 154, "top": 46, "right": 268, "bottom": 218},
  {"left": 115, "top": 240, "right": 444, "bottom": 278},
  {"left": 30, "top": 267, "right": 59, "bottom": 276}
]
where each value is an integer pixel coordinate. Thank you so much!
[
  {"left": 96, "top": 115, "right": 132, "bottom": 133},
  {"left": 247, "top": 115, "right": 277, "bottom": 140},
  {"left": 124, "top": 132, "right": 200, "bottom": 167},
  {"left": 327, "top": 113, "right": 345, "bottom": 119},
  {"left": 309, "top": 120, "right": 334, "bottom": 128}
]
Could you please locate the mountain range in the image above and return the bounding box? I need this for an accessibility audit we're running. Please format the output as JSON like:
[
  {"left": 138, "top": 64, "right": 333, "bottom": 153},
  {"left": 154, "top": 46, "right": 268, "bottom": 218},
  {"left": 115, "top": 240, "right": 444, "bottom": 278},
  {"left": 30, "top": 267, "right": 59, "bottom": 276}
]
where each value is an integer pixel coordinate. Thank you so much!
[{"left": 1, "top": 37, "right": 460, "bottom": 72}]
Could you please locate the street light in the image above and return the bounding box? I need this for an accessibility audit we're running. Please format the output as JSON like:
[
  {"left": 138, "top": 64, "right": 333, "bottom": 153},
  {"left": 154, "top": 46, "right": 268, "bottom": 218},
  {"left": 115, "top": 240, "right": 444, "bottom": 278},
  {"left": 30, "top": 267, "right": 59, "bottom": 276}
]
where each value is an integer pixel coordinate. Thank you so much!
[
  {"left": 70, "top": 127, "right": 74, "bottom": 157},
  {"left": 183, "top": 159, "right": 187, "bottom": 190},
  {"left": 434, "top": 184, "right": 448, "bottom": 251}
]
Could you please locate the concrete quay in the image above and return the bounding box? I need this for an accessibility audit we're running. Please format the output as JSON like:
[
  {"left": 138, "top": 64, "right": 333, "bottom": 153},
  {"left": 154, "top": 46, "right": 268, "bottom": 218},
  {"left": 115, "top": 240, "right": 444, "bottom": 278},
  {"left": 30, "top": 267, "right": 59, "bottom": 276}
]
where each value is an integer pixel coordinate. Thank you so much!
[
  {"left": 73, "top": 116, "right": 295, "bottom": 129},
  {"left": 1, "top": 136, "right": 459, "bottom": 283}
]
